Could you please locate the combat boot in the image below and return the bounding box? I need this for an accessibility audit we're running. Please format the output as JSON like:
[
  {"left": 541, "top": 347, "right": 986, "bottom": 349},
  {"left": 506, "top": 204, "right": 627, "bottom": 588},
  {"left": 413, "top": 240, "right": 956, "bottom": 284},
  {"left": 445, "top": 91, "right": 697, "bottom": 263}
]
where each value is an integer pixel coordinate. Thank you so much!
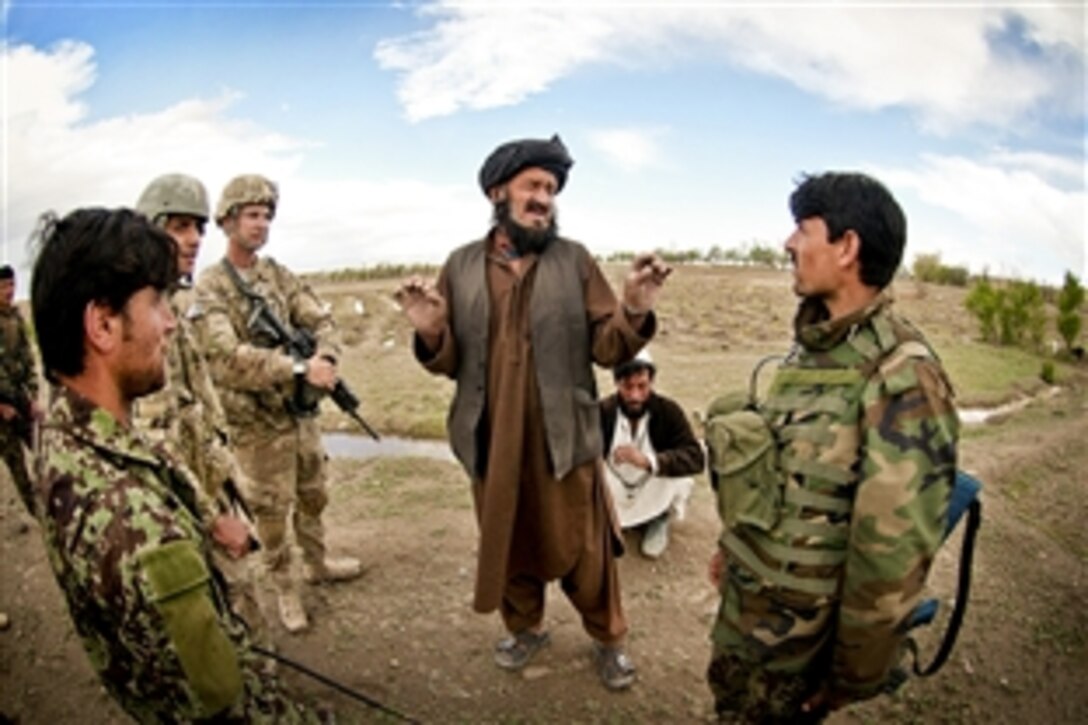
[
  {"left": 277, "top": 590, "right": 309, "bottom": 634},
  {"left": 303, "top": 556, "right": 363, "bottom": 584}
]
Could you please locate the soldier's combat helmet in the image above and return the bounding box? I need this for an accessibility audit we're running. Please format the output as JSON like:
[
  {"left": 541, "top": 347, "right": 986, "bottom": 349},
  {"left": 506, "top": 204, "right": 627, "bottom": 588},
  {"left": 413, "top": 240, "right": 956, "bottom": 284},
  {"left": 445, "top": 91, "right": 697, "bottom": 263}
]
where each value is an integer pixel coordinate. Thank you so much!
[
  {"left": 135, "top": 173, "right": 210, "bottom": 225},
  {"left": 216, "top": 174, "right": 279, "bottom": 226}
]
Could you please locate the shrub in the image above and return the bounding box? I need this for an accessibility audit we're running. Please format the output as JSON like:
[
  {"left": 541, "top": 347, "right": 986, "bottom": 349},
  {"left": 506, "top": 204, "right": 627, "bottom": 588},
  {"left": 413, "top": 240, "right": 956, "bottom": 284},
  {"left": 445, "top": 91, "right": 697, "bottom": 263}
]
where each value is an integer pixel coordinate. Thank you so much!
[
  {"left": 747, "top": 243, "right": 788, "bottom": 269},
  {"left": 965, "top": 278, "right": 1000, "bottom": 342},
  {"left": 942, "top": 266, "right": 970, "bottom": 287},
  {"left": 913, "top": 253, "right": 969, "bottom": 287},
  {"left": 1056, "top": 271, "right": 1084, "bottom": 354},
  {"left": 1000, "top": 280, "right": 1046, "bottom": 349},
  {"left": 1040, "top": 360, "right": 1056, "bottom": 385},
  {"left": 965, "top": 277, "right": 1046, "bottom": 349},
  {"left": 654, "top": 247, "right": 703, "bottom": 264}
]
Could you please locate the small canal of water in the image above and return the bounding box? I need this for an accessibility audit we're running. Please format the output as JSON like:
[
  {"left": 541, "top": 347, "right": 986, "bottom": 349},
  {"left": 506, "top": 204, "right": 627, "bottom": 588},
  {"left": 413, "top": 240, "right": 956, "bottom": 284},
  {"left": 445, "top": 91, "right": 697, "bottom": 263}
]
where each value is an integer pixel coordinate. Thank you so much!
[
  {"left": 321, "top": 433, "right": 455, "bottom": 462},
  {"left": 324, "top": 386, "right": 1063, "bottom": 460}
]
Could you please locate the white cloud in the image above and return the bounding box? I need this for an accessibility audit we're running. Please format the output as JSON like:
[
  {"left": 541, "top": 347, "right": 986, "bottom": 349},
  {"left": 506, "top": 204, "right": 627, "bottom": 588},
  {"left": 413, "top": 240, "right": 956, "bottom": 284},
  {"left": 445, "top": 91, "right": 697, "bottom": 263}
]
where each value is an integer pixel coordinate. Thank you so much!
[
  {"left": 4, "top": 40, "right": 94, "bottom": 125},
  {"left": 587, "top": 127, "right": 666, "bottom": 173},
  {"left": 374, "top": 5, "right": 614, "bottom": 123},
  {"left": 879, "top": 154, "right": 1086, "bottom": 282},
  {"left": 1, "top": 42, "right": 482, "bottom": 281},
  {"left": 375, "top": 3, "right": 1084, "bottom": 132},
  {"left": 985, "top": 148, "right": 1086, "bottom": 186}
]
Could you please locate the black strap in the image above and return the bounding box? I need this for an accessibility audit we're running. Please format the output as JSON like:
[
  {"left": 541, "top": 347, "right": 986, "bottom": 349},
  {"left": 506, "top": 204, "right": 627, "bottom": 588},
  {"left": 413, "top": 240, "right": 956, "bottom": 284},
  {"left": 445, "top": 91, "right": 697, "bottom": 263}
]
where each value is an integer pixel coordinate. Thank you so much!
[
  {"left": 220, "top": 258, "right": 264, "bottom": 304},
  {"left": 906, "top": 496, "right": 982, "bottom": 677},
  {"left": 219, "top": 258, "right": 313, "bottom": 416},
  {"left": 250, "top": 645, "right": 419, "bottom": 723},
  {"left": 748, "top": 353, "right": 787, "bottom": 406}
]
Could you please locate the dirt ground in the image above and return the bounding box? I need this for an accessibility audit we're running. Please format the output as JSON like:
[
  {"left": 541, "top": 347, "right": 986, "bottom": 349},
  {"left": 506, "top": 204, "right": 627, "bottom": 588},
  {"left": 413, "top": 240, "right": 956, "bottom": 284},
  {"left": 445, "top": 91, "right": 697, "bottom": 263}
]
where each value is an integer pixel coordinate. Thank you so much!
[
  {"left": 2, "top": 388, "right": 1086, "bottom": 724},
  {"left": 1, "top": 267, "right": 1086, "bottom": 723}
]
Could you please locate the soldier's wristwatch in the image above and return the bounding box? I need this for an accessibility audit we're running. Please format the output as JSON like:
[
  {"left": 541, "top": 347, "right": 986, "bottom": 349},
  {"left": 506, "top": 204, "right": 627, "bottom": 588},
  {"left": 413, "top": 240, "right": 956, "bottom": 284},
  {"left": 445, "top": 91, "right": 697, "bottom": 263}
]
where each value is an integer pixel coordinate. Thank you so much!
[{"left": 293, "top": 360, "right": 307, "bottom": 377}]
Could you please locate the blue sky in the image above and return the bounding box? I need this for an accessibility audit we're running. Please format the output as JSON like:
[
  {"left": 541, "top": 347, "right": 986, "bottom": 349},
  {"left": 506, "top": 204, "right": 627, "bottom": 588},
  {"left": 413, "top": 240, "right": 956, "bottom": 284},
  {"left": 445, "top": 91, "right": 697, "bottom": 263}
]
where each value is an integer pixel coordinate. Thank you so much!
[{"left": 2, "top": 1, "right": 1084, "bottom": 289}]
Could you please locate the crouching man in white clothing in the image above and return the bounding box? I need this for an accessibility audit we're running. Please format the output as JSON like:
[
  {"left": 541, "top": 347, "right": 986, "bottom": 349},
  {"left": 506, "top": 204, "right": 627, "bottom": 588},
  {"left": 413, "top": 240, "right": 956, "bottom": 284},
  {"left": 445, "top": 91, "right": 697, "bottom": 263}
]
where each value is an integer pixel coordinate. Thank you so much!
[{"left": 600, "top": 351, "right": 705, "bottom": 558}]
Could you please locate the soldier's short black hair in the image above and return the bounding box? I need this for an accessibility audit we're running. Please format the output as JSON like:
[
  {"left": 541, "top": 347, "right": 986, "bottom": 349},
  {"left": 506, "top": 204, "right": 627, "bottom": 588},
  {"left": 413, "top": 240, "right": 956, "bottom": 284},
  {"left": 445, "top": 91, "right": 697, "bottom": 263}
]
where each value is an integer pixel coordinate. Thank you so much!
[
  {"left": 789, "top": 172, "right": 906, "bottom": 289},
  {"left": 31, "top": 208, "right": 177, "bottom": 381},
  {"left": 0, "top": 265, "right": 14, "bottom": 281}
]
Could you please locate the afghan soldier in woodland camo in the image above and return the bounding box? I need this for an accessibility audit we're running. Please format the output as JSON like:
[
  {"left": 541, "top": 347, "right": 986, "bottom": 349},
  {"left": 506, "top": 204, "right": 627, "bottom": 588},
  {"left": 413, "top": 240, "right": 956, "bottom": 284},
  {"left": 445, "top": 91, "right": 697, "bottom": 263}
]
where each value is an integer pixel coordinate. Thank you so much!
[
  {"left": 133, "top": 173, "right": 270, "bottom": 644},
  {"left": 0, "top": 264, "right": 40, "bottom": 515},
  {"left": 30, "top": 208, "right": 311, "bottom": 721},
  {"left": 705, "top": 172, "right": 959, "bottom": 723}
]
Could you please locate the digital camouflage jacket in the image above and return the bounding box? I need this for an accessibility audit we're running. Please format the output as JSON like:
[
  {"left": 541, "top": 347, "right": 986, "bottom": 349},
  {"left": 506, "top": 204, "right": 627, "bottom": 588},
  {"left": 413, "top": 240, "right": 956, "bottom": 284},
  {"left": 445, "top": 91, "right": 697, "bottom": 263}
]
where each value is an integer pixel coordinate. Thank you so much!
[
  {"left": 0, "top": 305, "right": 38, "bottom": 410},
  {"left": 35, "top": 385, "right": 307, "bottom": 722},
  {"left": 710, "top": 293, "right": 959, "bottom": 701}
]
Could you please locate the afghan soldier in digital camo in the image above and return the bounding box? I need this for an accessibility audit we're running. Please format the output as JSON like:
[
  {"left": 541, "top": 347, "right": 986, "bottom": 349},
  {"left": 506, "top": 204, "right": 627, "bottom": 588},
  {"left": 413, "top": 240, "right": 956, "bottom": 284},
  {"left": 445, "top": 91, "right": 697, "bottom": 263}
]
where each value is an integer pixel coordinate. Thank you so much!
[
  {"left": 0, "top": 264, "right": 41, "bottom": 515},
  {"left": 30, "top": 207, "right": 313, "bottom": 721}
]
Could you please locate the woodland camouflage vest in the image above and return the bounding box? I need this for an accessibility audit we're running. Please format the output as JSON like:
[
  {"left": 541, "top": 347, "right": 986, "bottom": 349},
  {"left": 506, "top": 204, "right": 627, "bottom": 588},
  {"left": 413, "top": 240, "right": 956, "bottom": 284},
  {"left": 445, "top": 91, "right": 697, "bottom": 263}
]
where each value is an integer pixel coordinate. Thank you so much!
[{"left": 706, "top": 300, "right": 949, "bottom": 672}]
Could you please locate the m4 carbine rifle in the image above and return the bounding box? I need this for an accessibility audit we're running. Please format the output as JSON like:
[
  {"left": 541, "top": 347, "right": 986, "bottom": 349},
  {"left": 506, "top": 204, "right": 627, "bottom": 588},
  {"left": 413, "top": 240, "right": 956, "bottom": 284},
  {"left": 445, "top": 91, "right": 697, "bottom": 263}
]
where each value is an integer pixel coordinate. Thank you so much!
[{"left": 223, "top": 261, "right": 379, "bottom": 440}]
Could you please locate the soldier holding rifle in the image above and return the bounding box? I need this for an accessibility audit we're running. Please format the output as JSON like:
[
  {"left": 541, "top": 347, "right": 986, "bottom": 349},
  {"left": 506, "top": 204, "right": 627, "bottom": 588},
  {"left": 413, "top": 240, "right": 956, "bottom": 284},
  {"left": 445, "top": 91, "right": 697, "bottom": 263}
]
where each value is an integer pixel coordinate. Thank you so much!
[{"left": 196, "top": 175, "right": 363, "bottom": 634}]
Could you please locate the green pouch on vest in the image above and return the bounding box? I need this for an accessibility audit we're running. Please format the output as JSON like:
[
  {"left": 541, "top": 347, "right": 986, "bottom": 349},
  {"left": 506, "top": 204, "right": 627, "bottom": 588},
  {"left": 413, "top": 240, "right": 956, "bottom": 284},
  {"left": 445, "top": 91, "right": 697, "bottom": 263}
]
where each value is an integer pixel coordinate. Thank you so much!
[
  {"left": 138, "top": 539, "right": 243, "bottom": 717},
  {"left": 705, "top": 392, "right": 782, "bottom": 532}
]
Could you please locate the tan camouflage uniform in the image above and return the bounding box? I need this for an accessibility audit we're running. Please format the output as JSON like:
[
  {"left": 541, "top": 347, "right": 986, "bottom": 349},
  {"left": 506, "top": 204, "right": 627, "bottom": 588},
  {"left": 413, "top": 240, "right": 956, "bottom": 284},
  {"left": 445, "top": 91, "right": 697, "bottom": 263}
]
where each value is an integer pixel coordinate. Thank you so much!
[
  {"left": 0, "top": 304, "right": 38, "bottom": 514},
  {"left": 132, "top": 284, "right": 269, "bottom": 643},
  {"left": 708, "top": 294, "right": 959, "bottom": 722},
  {"left": 194, "top": 257, "right": 339, "bottom": 601},
  {"left": 35, "top": 385, "right": 311, "bottom": 722}
]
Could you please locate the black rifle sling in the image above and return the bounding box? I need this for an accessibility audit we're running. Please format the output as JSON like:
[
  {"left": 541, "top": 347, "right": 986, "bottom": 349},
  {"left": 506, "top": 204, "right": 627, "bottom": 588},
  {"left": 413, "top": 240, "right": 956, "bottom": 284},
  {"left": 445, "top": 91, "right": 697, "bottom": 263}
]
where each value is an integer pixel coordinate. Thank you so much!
[
  {"left": 907, "top": 496, "right": 982, "bottom": 677},
  {"left": 219, "top": 259, "right": 317, "bottom": 416},
  {"left": 220, "top": 258, "right": 268, "bottom": 309}
]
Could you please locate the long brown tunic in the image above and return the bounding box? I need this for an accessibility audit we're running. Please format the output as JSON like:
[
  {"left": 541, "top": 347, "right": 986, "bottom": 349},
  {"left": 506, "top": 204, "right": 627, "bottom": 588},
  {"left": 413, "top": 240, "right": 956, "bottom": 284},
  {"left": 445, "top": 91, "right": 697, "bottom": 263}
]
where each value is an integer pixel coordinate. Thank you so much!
[{"left": 419, "top": 236, "right": 652, "bottom": 618}]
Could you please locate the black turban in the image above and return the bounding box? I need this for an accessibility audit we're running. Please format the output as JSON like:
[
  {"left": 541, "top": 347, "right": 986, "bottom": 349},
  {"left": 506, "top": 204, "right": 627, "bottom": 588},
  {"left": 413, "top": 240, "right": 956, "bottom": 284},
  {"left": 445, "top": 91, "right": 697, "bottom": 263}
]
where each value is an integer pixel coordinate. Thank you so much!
[{"left": 478, "top": 134, "right": 574, "bottom": 195}]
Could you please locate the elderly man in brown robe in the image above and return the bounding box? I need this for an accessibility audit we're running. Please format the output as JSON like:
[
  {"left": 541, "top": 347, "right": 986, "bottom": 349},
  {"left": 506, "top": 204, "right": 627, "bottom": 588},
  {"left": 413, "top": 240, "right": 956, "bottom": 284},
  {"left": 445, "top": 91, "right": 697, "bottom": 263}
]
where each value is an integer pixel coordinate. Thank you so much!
[{"left": 396, "top": 135, "right": 670, "bottom": 691}]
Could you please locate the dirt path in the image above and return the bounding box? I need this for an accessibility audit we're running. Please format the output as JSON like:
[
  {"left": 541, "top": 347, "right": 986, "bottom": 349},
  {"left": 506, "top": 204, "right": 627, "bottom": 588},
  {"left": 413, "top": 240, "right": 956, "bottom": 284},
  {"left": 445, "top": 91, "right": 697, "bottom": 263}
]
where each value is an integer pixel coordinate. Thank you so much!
[{"left": 2, "top": 381, "right": 1086, "bottom": 723}]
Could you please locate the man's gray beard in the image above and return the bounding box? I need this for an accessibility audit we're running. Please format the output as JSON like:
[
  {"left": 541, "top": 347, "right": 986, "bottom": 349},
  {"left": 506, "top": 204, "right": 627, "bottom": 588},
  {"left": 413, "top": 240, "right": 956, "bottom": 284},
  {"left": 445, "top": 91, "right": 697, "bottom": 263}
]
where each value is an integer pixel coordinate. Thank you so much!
[{"left": 493, "top": 200, "right": 558, "bottom": 256}]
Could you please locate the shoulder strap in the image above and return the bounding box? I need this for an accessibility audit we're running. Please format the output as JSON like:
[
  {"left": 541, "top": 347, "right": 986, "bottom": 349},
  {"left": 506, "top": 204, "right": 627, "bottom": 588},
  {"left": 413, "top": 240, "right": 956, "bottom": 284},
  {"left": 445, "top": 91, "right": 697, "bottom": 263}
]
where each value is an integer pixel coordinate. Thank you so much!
[
  {"left": 749, "top": 352, "right": 789, "bottom": 406},
  {"left": 219, "top": 258, "right": 263, "bottom": 304},
  {"left": 905, "top": 470, "right": 983, "bottom": 677}
]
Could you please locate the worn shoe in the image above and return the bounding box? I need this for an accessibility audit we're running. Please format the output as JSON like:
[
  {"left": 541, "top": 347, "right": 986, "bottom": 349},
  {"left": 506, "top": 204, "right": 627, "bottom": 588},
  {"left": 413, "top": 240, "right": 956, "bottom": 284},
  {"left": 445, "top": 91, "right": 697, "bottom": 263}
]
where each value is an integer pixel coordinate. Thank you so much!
[
  {"left": 640, "top": 514, "right": 670, "bottom": 559},
  {"left": 303, "top": 556, "right": 363, "bottom": 584},
  {"left": 278, "top": 591, "right": 309, "bottom": 634},
  {"left": 594, "top": 642, "right": 636, "bottom": 691},
  {"left": 494, "top": 630, "right": 551, "bottom": 671}
]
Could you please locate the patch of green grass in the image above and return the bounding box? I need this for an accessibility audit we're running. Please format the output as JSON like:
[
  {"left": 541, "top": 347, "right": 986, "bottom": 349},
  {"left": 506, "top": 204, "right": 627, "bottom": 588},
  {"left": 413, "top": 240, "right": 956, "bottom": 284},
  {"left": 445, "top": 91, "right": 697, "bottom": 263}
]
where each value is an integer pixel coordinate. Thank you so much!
[{"left": 937, "top": 339, "right": 1064, "bottom": 406}]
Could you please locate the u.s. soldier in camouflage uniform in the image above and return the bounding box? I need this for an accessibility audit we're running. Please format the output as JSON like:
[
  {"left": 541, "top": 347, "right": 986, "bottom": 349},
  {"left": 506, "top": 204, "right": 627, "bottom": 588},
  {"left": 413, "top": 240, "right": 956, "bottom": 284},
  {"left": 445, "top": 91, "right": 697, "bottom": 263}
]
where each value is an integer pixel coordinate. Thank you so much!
[
  {"left": 195, "top": 175, "right": 361, "bottom": 634},
  {"left": 30, "top": 207, "right": 311, "bottom": 721},
  {"left": 0, "top": 264, "right": 41, "bottom": 515},
  {"left": 706, "top": 172, "right": 959, "bottom": 722},
  {"left": 133, "top": 173, "right": 271, "bottom": 645}
]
